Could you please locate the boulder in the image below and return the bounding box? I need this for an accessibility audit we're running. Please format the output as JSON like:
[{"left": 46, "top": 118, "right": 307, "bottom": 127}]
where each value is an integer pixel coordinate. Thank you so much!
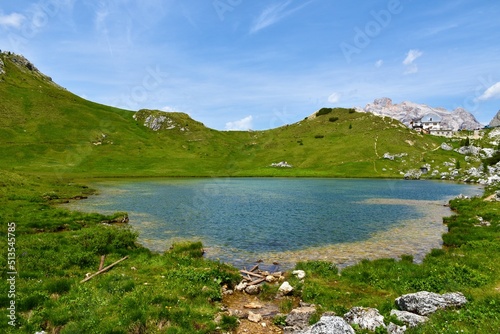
[
  {"left": 404, "top": 169, "right": 422, "bottom": 180},
  {"left": 343, "top": 307, "right": 385, "bottom": 331},
  {"left": 245, "top": 284, "right": 261, "bottom": 295},
  {"left": 293, "top": 270, "right": 306, "bottom": 279},
  {"left": 387, "top": 322, "right": 407, "bottom": 334},
  {"left": 457, "top": 146, "right": 480, "bottom": 156},
  {"left": 440, "top": 142, "right": 453, "bottom": 151},
  {"left": 235, "top": 281, "right": 247, "bottom": 292},
  {"left": 247, "top": 311, "right": 263, "bottom": 323},
  {"left": 300, "top": 316, "right": 355, "bottom": 334},
  {"left": 278, "top": 281, "right": 294, "bottom": 296},
  {"left": 395, "top": 291, "right": 467, "bottom": 316},
  {"left": 390, "top": 309, "right": 428, "bottom": 327},
  {"left": 285, "top": 305, "right": 317, "bottom": 331}
]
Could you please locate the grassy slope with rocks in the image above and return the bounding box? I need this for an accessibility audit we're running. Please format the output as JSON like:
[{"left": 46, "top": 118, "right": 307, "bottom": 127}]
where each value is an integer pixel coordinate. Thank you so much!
[{"left": 1, "top": 52, "right": 500, "bottom": 333}]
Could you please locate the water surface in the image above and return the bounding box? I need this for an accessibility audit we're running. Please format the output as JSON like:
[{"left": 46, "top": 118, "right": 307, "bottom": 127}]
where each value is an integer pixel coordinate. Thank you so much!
[{"left": 66, "top": 178, "right": 482, "bottom": 269}]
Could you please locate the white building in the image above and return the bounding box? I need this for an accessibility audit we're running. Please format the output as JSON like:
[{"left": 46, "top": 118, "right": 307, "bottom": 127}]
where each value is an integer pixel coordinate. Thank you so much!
[{"left": 421, "top": 113, "right": 442, "bottom": 131}]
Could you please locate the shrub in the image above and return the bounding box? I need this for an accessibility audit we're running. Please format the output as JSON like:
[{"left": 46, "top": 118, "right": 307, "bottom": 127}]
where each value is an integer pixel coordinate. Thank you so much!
[
  {"left": 329, "top": 117, "right": 339, "bottom": 122},
  {"left": 348, "top": 108, "right": 356, "bottom": 114},
  {"left": 314, "top": 135, "right": 324, "bottom": 139},
  {"left": 316, "top": 108, "right": 333, "bottom": 116}
]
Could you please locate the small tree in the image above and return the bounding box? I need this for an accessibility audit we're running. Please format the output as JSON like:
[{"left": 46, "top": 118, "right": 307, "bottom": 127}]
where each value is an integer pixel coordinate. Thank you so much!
[{"left": 349, "top": 123, "right": 352, "bottom": 129}]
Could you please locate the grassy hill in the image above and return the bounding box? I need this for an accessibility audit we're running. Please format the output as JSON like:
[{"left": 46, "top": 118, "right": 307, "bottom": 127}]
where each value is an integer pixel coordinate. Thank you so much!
[{"left": 0, "top": 52, "right": 460, "bottom": 179}]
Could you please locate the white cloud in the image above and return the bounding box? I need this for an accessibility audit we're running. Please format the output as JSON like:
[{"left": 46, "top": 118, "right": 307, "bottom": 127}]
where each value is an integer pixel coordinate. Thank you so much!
[
  {"left": 403, "top": 49, "right": 423, "bottom": 74},
  {"left": 477, "top": 82, "right": 500, "bottom": 101},
  {"left": 225, "top": 115, "right": 253, "bottom": 131},
  {"left": 0, "top": 12, "right": 25, "bottom": 28},
  {"left": 375, "top": 59, "right": 384, "bottom": 68},
  {"left": 403, "top": 49, "right": 423, "bottom": 65},
  {"left": 328, "top": 92, "right": 341, "bottom": 104},
  {"left": 250, "top": 0, "right": 312, "bottom": 34}
]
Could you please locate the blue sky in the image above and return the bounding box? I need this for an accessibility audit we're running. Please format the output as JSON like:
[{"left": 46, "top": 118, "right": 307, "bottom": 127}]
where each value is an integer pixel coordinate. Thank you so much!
[{"left": 1, "top": 0, "right": 499, "bottom": 130}]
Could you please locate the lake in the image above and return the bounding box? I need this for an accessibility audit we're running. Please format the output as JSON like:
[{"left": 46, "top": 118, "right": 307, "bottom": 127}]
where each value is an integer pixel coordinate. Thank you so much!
[{"left": 66, "top": 178, "right": 482, "bottom": 270}]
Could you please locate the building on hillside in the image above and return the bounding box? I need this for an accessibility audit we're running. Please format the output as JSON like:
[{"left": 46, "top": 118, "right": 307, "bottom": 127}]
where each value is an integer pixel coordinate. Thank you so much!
[
  {"left": 411, "top": 113, "right": 454, "bottom": 137},
  {"left": 421, "top": 113, "right": 442, "bottom": 131}
]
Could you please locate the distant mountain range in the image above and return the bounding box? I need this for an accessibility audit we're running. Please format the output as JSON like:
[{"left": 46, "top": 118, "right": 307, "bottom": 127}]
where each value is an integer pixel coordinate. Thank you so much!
[{"left": 359, "top": 97, "right": 483, "bottom": 131}]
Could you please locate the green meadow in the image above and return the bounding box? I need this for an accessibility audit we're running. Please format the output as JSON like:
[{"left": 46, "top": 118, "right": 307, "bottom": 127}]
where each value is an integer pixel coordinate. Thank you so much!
[{"left": 1, "top": 52, "right": 500, "bottom": 333}]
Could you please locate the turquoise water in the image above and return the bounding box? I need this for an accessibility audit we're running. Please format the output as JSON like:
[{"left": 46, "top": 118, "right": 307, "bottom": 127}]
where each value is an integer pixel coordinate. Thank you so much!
[{"left": 67, "top": 178, "right": 482, "bottom": 268}]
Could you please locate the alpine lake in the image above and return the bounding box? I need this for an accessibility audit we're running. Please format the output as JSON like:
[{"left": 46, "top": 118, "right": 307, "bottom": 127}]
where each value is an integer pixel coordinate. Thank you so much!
[{"left": 65, "top": 178, "right": 482, "bottom": 270}]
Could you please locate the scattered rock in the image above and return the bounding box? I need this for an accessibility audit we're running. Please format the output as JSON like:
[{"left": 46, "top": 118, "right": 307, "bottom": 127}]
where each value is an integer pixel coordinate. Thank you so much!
[
  {"left": 293, "top": 270, "right": 306, "bottom": 280},
  {"left": 244, "top": 302, "right": 263, "bottom": 309},
  {"left": 278, "top": 282, "right": 294, "bottom": 296},
  {"left": 440, "top": 142, "right": 453, "bottom": 151},
  {"left": 270, "top": 161, "right": 293, "bottom": 168},
  {"left": 390, "top": 309, "right": 428, "bottom": 327},
  {"left": 235, "top": 281, "right": 248, "bottom": 292},
  {"left": 344, "top": 307, "right": 385, "bottom": 331},
  {"left": 395, "top": 291, "right": 467, "bottom": 316},
  {"left": 383, "top": 152, "right": 408, "bottom": 160},
  {"left": 248, "top": 311, "right": 263, "bottom": 323},
  {"left": 404, "top": 169, "right": 422, "bottom": 180},
  {"left": 387, "top": 322, "right": 407, "bottom": 334},
  {"left": 456, "top": 145, "right": 480, "bottom": 156},
  {"left": 474, "top": 216, "right": 491, "bottom": 227},
  {"left": 245, "top": 285, "right": 261, "bottom": 295},
  {"left": 300, "top": 316, "right": 355, "bottom": 334},
  {"left": 285, "top": 305, "right": 317, "bottom": 331}
]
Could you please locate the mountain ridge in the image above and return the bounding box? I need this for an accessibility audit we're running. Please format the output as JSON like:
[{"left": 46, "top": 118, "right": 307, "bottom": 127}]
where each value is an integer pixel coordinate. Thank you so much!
[{"left": 360, "top": 97, "right": 483, "bottom": 131}]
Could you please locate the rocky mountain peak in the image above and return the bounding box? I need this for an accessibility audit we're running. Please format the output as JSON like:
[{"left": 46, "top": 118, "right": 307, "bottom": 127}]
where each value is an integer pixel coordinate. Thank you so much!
[
  {"left": 362, "top": 97, "right": 482, "bottom": 131},
  {"left": 489, "top": 110, "right": 500, "bottom": 128}
]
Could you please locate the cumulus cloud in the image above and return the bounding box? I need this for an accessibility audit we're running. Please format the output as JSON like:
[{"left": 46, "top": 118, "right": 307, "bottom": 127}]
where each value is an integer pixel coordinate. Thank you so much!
[
  {"left": 328, "top": 92, "right": 341, "bottom": 104},
  {"left": 225, "top": 115, "right": 253, "bottom": 131},
  {"left": 403, "top": 49, "right": 423, "bottom": 74},
  {"left": 375, "top": 59, "right": 384, "bottom": 68},
  {"left": 0, "top": 12, "right": 25, "bottom": 28},
  {"left": 477, "top": 82, "right": 500, "bottom": 101}
]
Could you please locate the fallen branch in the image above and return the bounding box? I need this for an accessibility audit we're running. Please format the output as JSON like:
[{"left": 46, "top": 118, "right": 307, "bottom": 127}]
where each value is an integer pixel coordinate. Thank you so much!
[
  {"left": 240, "top": 270, "right": 264, "bottom": 278},
  {"left": 80, "top": 256, "right": 129, "bottom": 283},
  {"left": 247, "top": 277, "right": 266, "bottom": 286}
]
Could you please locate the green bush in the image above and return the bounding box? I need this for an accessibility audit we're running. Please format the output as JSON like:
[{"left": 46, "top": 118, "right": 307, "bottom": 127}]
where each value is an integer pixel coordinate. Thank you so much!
[
  {"left": 314, "top": 134, "right": 324, "bottom": 139},
  {"left": 316, "top": 108, "right": 333, "bottom": 116},
  {"left": 329, "top": 117, "right": 339, "bottom": 122}
]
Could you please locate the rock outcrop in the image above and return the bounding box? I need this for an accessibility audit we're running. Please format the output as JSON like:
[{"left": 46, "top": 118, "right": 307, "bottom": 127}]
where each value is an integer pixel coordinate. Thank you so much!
[
  {"left": 343, "top": 307, "right": 385, "bottom": 331},
  {"left": 361, "top": 98, "right": 482, "bottom": 131},
  {"left": 395, "top": 291, "right": 467, "bottom": 316},
  {"left": 0, "top": 51, "right": 61, "bottom": 87},
  {"left": 489, "top": 110, "right": 500, "bottom": 128}
]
